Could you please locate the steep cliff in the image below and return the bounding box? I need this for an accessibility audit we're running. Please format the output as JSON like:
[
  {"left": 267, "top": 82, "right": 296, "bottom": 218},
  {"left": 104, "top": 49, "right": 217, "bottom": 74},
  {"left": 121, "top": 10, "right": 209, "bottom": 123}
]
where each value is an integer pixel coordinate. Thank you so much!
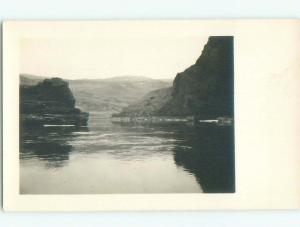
[
  {"left": 159, "top": 36, "right": 234, "bottom": 118},
  {"left": 20, "top": 78, "right": 89, "bottom": 127},
  {"left": 118, "top": 36, "right": 234, "bottom": 119}
]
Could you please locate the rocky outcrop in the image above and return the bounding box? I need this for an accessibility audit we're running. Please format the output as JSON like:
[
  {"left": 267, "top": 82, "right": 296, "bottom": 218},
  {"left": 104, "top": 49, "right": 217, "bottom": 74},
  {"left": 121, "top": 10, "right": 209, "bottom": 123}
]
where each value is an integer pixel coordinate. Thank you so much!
[
  {"left": 20, "top": 78, "right": 89, "bottom": 127},
  {"left": 159, "top": 36, "right": 234, "bottom": 118},
  {"left": 117, "top": 36, "right": 234, "bottom": 119}
]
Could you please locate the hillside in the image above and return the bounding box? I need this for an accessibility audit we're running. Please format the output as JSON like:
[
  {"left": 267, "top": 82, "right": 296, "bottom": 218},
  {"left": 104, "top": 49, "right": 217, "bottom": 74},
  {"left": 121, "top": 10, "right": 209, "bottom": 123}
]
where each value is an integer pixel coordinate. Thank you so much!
[
  {"left": 20, "top": 74, "right": 172, "bottom": 113},
  {"left": 20, "top": 74, "right": 47, "bottom": 86},
  {"left": 119, "top": 87, "right": 172, "bottom": 116}
]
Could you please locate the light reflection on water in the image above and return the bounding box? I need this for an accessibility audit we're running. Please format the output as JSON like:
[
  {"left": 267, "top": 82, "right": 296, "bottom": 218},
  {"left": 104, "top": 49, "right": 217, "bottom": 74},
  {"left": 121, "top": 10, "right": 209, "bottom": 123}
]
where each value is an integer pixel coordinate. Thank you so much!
[{"left": 20, "top": 113, "right": 234, "bottom": 194}]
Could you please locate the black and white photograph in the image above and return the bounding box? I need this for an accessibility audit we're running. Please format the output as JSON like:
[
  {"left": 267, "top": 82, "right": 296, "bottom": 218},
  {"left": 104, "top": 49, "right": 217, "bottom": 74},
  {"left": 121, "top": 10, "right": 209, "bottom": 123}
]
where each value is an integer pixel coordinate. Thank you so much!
[
  {"left": 19, "top": 34, "right": 235, "bottom": 194},
  {"left": 1, "top": 2, "right": 300, "bottom": 227},
  {"left": 3, "top": 19, "right": 300, "bottom": 213}
]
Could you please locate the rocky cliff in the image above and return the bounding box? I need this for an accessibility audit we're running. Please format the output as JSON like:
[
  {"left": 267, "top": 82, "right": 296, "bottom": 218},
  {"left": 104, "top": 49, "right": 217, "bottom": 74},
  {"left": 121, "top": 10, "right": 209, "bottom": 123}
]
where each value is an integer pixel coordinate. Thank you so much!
[
  {"left": 117, "top": 36, "right": 234, "bottom": 119},
  {"left": 20, "top": 78, "right": 89, "bottom": 127}
]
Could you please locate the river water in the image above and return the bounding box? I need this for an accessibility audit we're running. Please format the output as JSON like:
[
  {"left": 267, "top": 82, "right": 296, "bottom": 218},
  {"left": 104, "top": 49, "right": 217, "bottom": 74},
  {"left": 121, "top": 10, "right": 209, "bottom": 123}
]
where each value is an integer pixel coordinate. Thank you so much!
[{"left": 20, "top": 113, "right": 235, "bottom": 194}]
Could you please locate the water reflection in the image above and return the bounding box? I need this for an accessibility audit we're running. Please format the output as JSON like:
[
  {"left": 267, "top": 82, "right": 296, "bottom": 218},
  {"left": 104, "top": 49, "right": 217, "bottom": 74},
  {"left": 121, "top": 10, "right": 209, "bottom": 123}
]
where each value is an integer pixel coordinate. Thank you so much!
[
  {"left": 20, "top": 115, "right": 234, "bottom": 193},
  {"left": 20, "top": 126, "right": 89, "bottom": 168},
  {"left": 171, "top": 125, "right": 235, "bottom": 193}
]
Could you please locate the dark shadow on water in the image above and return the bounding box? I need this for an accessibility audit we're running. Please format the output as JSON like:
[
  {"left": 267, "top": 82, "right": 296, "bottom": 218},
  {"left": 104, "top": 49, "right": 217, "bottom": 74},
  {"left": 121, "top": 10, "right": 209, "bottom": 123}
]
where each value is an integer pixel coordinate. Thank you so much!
[
  {"left": 20, "top": 126, "right": 89, "bottom": 168},
  {"left": 171, "top": 124, "right": 235, "bottom": 193}
]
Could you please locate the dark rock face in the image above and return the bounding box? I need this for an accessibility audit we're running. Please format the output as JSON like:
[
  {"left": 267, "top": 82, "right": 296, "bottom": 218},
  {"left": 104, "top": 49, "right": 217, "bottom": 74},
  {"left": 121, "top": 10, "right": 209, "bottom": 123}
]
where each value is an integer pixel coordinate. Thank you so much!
[
  {"left": 158, "top": 36, "right": 234, "bottom": 118},
  {"left": 20, "top": 78, "right": 89, "bottom": 127}
]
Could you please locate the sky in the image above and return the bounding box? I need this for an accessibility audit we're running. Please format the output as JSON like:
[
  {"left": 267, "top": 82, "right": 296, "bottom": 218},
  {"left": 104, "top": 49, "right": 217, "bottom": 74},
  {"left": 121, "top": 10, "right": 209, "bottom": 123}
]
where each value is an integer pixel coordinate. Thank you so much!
[{"left": 20, "top": 36, "right": 208, "bottom": 80}]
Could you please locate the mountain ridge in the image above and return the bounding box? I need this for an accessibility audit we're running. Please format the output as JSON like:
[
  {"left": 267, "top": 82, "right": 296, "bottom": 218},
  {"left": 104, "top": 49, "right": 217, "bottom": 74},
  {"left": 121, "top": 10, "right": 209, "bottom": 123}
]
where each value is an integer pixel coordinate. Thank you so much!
[{"left": 20, "top": 74, "right": 171, "bottom": 83}]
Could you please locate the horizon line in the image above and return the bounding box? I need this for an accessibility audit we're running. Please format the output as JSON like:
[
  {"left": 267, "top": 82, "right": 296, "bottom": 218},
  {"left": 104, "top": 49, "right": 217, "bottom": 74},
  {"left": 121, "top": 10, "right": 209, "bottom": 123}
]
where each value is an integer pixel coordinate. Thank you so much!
[{"left": 20, "top": 73, "right": 174, "bottom": 81}]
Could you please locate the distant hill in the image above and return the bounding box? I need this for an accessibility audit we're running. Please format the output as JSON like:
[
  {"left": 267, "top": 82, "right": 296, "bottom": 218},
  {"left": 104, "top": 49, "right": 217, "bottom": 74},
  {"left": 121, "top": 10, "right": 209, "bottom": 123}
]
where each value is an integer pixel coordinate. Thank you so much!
[
  {"left": 20, "top": 74, "right": 172, "bottom": 113},
  {"left": 117, "top": 36, "right": 234, "bottom": 119},
  {"left": 119, "top": 87, "right": 172, "bottom": 116},
  {"left": 20, "top": 74, "right": 47, "bottom": 86}
]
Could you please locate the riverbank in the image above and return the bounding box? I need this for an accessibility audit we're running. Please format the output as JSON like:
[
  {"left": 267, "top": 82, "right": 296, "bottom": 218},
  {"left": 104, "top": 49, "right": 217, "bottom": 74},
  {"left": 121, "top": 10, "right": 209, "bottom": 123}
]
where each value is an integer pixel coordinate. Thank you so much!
[{"left": 111, "top": 116, "right": 233, "bottom": 126}]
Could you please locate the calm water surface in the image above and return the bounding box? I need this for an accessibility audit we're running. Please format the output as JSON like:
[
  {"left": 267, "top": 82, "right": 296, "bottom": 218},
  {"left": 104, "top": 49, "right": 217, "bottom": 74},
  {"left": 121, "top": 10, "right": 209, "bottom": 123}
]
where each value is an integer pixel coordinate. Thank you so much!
[{"left": 20, "top": 113, "right": 235, "bottom": 194}]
